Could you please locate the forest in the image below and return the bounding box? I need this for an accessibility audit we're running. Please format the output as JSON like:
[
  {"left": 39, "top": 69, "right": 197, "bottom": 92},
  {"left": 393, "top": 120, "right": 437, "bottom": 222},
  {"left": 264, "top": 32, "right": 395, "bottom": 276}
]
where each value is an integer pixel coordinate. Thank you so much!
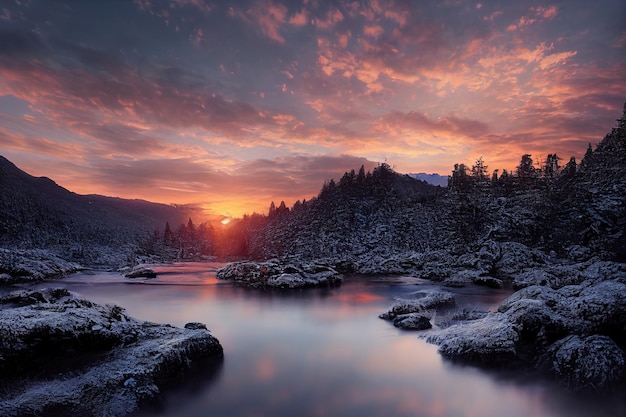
[{"left": 139, "top": 105, "right": 625, "bottom": 267}]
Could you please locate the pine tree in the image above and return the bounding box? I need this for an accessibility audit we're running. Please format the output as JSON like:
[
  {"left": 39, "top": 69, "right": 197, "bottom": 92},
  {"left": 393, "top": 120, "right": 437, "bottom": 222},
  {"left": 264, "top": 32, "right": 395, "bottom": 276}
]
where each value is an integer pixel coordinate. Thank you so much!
[
  {"left": 516, "top": 154, "right": 538, "bottom": 187},
  {"left": 449, "top": 163, "right": 470, "bottom": 191},
  {"left": 163, "top": 221, "right": 174, "bottom": 246},
  {"left": 471, "top": 156, "right": 489, "bottom": 186},
  {"left": 357, "top": 165, "right": 366, "bottom": 185},
  {"left": 542, "top": 153, "right": 561, "bottom": 179},
  {"left": 562, "top": 156, "right": 577, "bottom": 176}
]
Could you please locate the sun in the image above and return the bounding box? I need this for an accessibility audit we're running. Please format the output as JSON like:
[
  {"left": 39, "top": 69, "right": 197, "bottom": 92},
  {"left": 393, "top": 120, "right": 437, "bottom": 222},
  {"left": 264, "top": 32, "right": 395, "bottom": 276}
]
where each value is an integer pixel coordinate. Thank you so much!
[{"left": 220, "top": 217, "right": 232, "bottom": 225}]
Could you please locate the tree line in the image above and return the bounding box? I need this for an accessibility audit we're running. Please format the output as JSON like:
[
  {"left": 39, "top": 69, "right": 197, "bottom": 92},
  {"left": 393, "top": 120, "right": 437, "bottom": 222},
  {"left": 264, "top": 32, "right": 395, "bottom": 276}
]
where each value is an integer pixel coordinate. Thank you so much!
[{"left": 448, "top": 152, "right": 581, "bottom": 193}]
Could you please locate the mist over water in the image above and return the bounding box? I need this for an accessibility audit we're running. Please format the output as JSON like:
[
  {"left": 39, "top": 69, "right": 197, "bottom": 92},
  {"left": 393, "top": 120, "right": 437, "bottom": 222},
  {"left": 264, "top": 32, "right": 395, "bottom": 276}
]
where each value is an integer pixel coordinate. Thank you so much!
[{"left": 32, "top": 263, "right": 625, "bottom": 417}]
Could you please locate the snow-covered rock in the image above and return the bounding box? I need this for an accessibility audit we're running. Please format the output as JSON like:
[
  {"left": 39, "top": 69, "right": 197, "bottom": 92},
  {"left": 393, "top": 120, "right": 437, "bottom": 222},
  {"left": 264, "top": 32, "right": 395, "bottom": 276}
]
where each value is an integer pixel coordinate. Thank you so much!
[
  {"left": 0, "top": 288, "right": 223, "bottom": 416},
  {"left": 392, "top": 312, "right": 433, "bottom": 330},
  {"left": 442, "top": 272, "right": 472, "bottom": 288},
  {"left": 0, "top": 248, "right": 82, "bottom": 283},
  {"left": 425, "top": 276, "right": 626, "bottom": 390},
  {"left": 472, "top": 275, "right": 503, "bottom": 288},
  {"left": 426, "top": 313, "right": 520, "bottom": 364},
  {"left": 512, "top": 269, "right": 556, "bottom": 290},
  {"left": 125, "top": 265, "right": 157, "bottom": 278},
  {"left": 379, "top": 290, "right": 455, "bottom": 321},
  {"left": 537, "top": 335, "right": 625, "bottom": 391},
  {"left": 216, "top": 259, "right": 342, "bottom": 288},
  {"left": 473, "top": 240, "right": 549, "bottom": 277}
]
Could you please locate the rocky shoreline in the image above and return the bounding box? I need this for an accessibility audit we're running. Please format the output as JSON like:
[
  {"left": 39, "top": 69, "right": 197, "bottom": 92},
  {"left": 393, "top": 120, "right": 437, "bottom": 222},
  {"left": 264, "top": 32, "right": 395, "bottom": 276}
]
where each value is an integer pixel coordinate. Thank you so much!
[
  {"left": 0, "top": 288, "right": 223, "bottom": 417},
  {"left": 215, "top": 238, "right": 626, "bottom": 392},
  {"left": 372, "top": 243, "right": 626, "bottom": 392}
]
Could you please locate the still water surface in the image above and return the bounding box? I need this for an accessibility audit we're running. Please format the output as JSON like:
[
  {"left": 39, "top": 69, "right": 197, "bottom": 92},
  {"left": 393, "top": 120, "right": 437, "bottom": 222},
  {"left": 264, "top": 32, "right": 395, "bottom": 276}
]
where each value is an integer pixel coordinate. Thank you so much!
[{"left": 32, "top": 263, "right": 623, "bottom": 417}]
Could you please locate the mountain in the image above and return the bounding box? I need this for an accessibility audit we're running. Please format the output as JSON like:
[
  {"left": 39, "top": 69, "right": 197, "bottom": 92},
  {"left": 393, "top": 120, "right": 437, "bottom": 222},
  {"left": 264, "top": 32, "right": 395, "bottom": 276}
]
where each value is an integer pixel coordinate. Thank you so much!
[
  {"left": 408, "top": 172, "right": 449, "bottom": 187},
  {"left": 0, "top": 156, "right": 192, "bottom": 264}
]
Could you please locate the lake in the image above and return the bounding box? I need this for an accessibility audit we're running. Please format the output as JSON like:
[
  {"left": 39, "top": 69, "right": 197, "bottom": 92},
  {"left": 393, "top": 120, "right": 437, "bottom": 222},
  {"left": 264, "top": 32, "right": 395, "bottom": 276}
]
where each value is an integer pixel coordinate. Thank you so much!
[{"left": 30, "top": 263, "right": 624, "bottom": 417}]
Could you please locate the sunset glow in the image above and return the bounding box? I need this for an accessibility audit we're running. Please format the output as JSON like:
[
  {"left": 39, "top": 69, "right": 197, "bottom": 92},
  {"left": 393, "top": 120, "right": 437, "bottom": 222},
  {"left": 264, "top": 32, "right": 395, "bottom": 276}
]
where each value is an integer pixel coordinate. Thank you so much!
[{"left": 1, "top": 0, "right": 624, "bottom": 218}]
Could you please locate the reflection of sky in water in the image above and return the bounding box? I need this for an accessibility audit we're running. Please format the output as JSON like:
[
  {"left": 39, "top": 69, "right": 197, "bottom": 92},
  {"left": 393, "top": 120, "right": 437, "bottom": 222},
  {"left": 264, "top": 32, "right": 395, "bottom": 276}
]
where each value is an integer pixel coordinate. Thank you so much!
[{"left": 31, "top": 264, "right": 625, "bottom": 417}]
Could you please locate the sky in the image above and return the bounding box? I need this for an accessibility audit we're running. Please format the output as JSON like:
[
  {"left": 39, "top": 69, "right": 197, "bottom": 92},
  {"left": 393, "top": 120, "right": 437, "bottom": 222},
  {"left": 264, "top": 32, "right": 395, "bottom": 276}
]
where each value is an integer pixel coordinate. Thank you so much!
[{"left": 1, "top": 0, "right": 625, "bottom": 219}]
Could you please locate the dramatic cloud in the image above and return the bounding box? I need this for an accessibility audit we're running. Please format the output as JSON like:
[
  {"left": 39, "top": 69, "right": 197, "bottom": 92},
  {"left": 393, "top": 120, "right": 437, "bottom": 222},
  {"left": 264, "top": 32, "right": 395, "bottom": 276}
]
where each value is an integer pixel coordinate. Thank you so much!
[{"left": 1, "top": 0, "right": 624, "bottom": 217}]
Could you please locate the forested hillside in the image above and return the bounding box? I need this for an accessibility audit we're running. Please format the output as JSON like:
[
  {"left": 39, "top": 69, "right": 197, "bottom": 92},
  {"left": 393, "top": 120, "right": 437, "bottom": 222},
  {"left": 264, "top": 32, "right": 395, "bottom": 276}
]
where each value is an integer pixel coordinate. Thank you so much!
[
  {"left": 0, "top": 156, "right": 192, "bottom": 264},
  {"left": 213, "top": 104, "right": 626, "bottom": 267}
]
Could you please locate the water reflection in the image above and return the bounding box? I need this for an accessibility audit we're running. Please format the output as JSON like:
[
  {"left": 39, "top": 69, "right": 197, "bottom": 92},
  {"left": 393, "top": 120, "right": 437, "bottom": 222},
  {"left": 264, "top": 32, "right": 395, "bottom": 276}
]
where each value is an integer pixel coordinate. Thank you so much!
[{"left": 25, "top": 263, "right": 625, "bottom": 417}]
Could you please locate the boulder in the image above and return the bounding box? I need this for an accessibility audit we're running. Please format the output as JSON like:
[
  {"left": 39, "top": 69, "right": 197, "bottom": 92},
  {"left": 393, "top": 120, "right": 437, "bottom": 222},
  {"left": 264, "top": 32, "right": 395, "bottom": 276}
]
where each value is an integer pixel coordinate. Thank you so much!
[
  {"left": 0, "top": 288, "right": 223, "bottom": 416},
  {"left": 392, "top": 312, "right": 432, "bottom": 330},
  {"left": 495, "top": 241, "right": 548, "bottom": 276},
  {"left": 472, "top": 275, "right": 503, "bottom": 288},
  {"left": 442, "top": 270, "right": 477, "bottom": 288},
  {"left": 379, "top": 290, "right": 455, "bottom": 321},
  {"left": 426, "top": 313, "right": 520, "bottom": 365},
  {"left": 537, "top": 335, "right": 625, "bottom": 391},
  {"left": 125, "top": 266, "right": 157, "bottom": 278}
]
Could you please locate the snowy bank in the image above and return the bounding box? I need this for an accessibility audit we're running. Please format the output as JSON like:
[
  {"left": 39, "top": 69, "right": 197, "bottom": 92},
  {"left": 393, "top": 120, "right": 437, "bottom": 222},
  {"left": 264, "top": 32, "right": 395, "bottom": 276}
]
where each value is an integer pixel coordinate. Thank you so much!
[
  {"left": 216, "top": 259, "right": 342, "bottom": 288},
  {"left": 423, "top": 260, "right": 626, "bottom": 391},
  {"left": 0, "top": 248, "right": 83, "bottom": 284},
  {"left": 0, "top": 288, "right": 223, "bottom": 416}
]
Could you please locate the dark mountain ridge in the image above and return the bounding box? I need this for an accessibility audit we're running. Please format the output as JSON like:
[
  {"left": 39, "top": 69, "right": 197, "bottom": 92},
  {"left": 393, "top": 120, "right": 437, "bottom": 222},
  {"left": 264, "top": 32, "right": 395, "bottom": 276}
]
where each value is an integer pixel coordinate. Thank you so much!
[{"left": 0, "top": 156, "right": 191, "bottom": 263}]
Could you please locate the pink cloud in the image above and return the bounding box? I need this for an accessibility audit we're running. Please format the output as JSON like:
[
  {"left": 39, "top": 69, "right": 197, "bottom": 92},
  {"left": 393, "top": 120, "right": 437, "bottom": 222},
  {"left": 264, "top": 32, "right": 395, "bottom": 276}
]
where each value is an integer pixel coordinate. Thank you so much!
[
  {"left": 532, "top": 5, "right": 558, "bottom": 19},
  {"left": 374, "top": 111, "right": 490, "bottom": 138},
  {"left": 289, "top": 8, "right": 308, "bottom": 26},
  {"left": 508, "top": 4, "right": 558, "bottom": 31},
  {"left": 0, "top": 57, "right": 272, "bottom": 141},
  {"left": 0, "top": 125, "right": 82, "bottom": 158},
  {"left": 363, "top": 25, "right": 384, "bottom": 38},
  {"left": 315, "top": 8, "right": 344, "bottom": 29},
  {"left": 483, "top": 10, "right": 503, "bottom": 22},
  {"left": 384, "top": 9, "right": 409, "bottom": 26},
  {"left": 234, "top": 0, "right": 288, "bottom": 44}
]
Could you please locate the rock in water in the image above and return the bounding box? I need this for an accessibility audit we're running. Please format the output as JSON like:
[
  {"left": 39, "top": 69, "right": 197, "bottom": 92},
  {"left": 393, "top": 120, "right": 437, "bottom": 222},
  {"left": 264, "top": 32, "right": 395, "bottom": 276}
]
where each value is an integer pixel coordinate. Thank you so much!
[
  {"left": 216, "top": 259, "right": 342, "bottom": 288},
  {"left": 0, "top": 288, "right": 223, "bottom": 417},
  {"left": 426, "top": 313, "right": 520, "bottom": 365},
  {"left": 379, "top": 290, "right": 456, "bottom": 320},
  {"left": 392, "top": 312, "right": 433, "bottom": 330},
  {"left": 125, "top": 265, "right": 157, "bottom": 278}
]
